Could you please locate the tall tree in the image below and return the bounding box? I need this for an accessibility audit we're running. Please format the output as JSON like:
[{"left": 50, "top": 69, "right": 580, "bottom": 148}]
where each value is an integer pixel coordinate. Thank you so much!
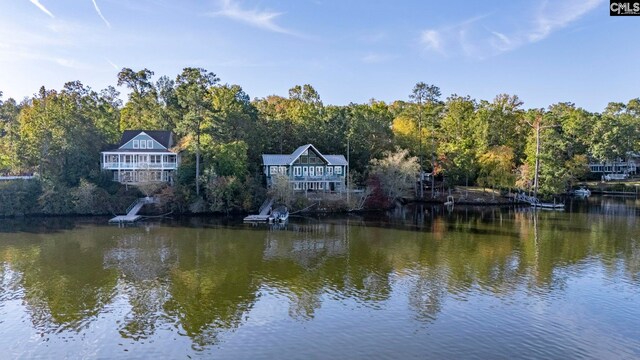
[
  {"left": 175, "top": 67, "right": 219, "bottom": 196},
  {"left": 117, "top": 68, "right": 162, "bottom": 130},
  {"left": 409, "top": 82, "right": 442, "bottom": 198}
]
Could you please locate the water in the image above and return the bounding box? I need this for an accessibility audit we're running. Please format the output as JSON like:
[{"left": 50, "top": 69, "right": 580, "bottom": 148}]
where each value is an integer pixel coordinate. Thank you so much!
[{"left": 0, "top": 196, "right": 639, "bottom": 359}]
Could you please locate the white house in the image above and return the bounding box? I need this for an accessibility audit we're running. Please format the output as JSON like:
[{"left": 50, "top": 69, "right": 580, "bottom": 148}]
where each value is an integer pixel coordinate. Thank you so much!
[{"left": 101, "top": 130, "right": 179, "bottom": 184}]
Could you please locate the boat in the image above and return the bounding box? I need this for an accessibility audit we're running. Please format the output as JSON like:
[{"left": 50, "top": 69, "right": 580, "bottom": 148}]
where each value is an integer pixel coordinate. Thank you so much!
[
  {"left": 269, "top": 205, "right": 289, "bottom": 223},
  {"left": 572, "top": 187, "right": 591, "bottom": 197}
]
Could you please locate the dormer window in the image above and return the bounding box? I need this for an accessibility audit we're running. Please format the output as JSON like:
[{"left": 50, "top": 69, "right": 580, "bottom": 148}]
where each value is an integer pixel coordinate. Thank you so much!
[{"left": 133, "top": 140, "right": 139, "bottom": 149}]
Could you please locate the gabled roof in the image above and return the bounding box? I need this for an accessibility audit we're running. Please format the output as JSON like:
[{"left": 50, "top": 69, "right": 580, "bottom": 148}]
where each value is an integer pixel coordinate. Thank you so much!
[
  {"left": 120, "top": 130, "right": 173, "bottom": 148},
  {"left": 288, "top": 144, "right": 329, "bottom": 165},
  {"left": 262, "top": 144, "right": 347, "bottom": 166}
]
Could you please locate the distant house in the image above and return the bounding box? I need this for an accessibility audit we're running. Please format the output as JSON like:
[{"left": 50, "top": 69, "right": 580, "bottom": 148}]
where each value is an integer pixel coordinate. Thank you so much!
[
  {"left": 588, "top": 154, "right": 638, "bottom": 177},
  {"left": 262, "top": 144, "right": 348, "bottom": 192},
  {"left": 101, "top": 130, "right": 179, "bottom": 184}
]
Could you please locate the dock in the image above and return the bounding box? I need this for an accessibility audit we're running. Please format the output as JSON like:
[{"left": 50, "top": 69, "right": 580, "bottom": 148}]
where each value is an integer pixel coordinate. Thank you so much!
[
  {"left": 109, "top": 197, "right": 157, "bottom": 224},
  {"left": 244, "top": 198, "right": 274, "bottom": 222}
]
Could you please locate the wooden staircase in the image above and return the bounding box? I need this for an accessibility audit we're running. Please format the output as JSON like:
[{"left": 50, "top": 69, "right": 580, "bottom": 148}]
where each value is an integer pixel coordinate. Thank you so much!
[{"left": 109, "top": 197, "right": 157, "bottom": 223}]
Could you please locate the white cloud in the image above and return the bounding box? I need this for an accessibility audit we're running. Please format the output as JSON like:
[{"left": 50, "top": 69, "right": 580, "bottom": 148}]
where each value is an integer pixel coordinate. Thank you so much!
[
  {"left": 29, "top": 0, "right": 54, "bottom": 18},
  {"left": 105, "top": 58, "right": 119, "bottom": 70},
  {"left": 420, "top": 30, "right": 442, "bottom": 52},
  {"left": 528, "top": 0, "right": 604, "bottom": 42},
  {"left": 418, "top": 0, "right": 604, "bottom": 59},
  {"left": 208, "top": 0, "right": 295, "bottom": 35},
  {"left": 91, "top": 0, "right": 112, "bottom": 29}
]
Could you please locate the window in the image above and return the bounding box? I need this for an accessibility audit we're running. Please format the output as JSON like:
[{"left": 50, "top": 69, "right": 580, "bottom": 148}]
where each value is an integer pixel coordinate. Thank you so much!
[
  {"left": 317, "top": 166, "right": 323, "bottom": 176},
  {"left": 147, "top": 140, "right": 153, "bottom": 149},
  {"left": 303, "top": 167, "right": 309, "bottom": 176},
  {"left": 140, "top": 140, "right": 147, "bottom": 149},
  {"left": 335, "top": 166, "right": 342, "bottom": 174},
  {"left": 294, "top": 166, "right": 302, "bottom": 176},
  {"left": 133, "top": 140, "right": 139, "bottom": 149},
  {"left": 319, "top": 182, "right": 324, "bottom": 190},
  {"left": 309, "top": 166, "right": 315, "bottom": 176},
  {"left": 279, "top": 166, "right": 286, "bottom": 174},
  {"left": 270, "top": 166, "right": 278, "bottom": 175},
  {"left": 327, "top": 167, "right": 333, "bottom": 176},
  {"left": 294, "top": 182, "right": 301, "bottom": 190}
]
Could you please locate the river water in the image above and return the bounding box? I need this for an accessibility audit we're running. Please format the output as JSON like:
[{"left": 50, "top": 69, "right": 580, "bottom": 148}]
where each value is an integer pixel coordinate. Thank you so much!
[{"left": 0, "top": 196, "right": 639, "bottom": 359}]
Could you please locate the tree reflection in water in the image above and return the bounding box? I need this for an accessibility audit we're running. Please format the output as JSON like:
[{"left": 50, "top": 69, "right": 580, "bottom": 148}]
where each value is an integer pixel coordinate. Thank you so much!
[{"left": 0, "top": 199, "right": 638, "bottom": 353}]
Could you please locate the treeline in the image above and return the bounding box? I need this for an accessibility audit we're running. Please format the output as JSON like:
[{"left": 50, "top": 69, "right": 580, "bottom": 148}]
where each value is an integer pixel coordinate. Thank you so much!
[{"left": 1, "top": 68, "right": 639, "bottom": 215}]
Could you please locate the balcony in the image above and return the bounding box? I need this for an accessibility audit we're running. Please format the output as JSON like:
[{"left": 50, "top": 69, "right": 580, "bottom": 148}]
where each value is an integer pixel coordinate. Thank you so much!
[
  {"left": 292, "top": 175, "right": 343, "bottom": 181},
  {"left": 103, "top": 162, "right": 178, "bottom": 170}
]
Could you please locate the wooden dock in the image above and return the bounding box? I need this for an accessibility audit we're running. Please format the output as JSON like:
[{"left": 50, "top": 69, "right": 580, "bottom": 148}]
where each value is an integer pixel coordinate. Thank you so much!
[
  {"left": 109, "top": 215, "right": 142, "bottom": 223},
  {"left": 244, "top": 198, "right": 274, "bottom": 222},
  {"left": 109, "top": 197, "right": 157, "bottom": 224}
]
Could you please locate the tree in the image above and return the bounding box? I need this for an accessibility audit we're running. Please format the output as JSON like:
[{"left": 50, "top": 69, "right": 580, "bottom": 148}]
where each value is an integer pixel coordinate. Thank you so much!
[
  {"left": 0, "top": 93, "right": 21, "bottom": 173},
  {"left": 175, "top": 67, "right": 220, "bottom": 196},
  {"left": 17, "top": 84, "right": 105, "bottom": 185},
  {"left": 438, "top": 95, "right": 479, "bottom": 186},
  {"left": 268, "top": 174, "right": 294, "bottom": 206},
  {"left": 117, "top": 68, "right": 162, "bottom": 130},
  {"left": 346, "top": 101, "right": 394, "bottom": 182},
  {"left": 408, "top": 82, "right": 442, "bottom": 198},
  {"left": 477, "top": 146, "right": 515, "bottom": 193},
  {"left": 369, "top": 148, "right": 420, "bottom": 202},
  {"left": 211, "top": 141, "right": 248, "bottom": 177}
]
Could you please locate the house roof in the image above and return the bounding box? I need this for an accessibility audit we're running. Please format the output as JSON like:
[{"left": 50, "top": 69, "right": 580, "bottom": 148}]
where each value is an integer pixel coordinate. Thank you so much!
[
  {"left": 262, "top": 144, "right": 347, "bottom": 166},
  {"left": 262, "top": 155, "right": 292, "bottom": 166},
  {"left": 120, "top": 130, "right": 173, "bottom": 148},
  {"left": 102, "top": 149, "right": 175, "bottom": 154},
  {"left": 324, "top": 155, "right": 348, "bottom": 166}
]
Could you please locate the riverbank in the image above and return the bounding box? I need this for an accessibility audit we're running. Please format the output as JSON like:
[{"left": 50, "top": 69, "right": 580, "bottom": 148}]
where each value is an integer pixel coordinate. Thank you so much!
[{"left": 406, "top": 186, "right": 526, "bottom": 206}]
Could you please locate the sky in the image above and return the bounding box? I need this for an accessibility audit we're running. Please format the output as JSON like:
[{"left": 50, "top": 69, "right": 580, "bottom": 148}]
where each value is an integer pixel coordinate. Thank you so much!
[{"left": 0, "top": 0, "right": 638, "bottom": 111}]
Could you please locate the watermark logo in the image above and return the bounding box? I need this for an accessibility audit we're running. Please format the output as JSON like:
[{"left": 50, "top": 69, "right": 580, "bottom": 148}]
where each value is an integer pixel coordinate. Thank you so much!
[{"left": 610, "top": 1, "right": 640, "bottom": 15}]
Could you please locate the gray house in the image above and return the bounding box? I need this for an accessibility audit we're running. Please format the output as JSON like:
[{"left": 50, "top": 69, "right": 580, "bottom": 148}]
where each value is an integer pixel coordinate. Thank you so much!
[
  {"left": 262, "top": 144, "right": 347, "bottom": 192},
  {"left": 101, "top": 130, "right": 179, "bottom": 184}
]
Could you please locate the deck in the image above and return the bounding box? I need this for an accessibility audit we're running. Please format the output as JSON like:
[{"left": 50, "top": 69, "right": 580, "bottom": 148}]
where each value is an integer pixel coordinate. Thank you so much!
[
  {"left": 108, "top": 215, "right": 142, "bottom": 223},
  {"left": 243, "top": 198, "right": 274, "bottom": 222},
  {"left": 109, "top": 197, "right": 157, "bottom": 224}
]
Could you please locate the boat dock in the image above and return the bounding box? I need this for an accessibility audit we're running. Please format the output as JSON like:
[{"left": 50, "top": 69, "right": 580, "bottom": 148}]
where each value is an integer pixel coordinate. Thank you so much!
[
  {"left": 109, "top": 197, "right": 157, "bottom": 223},
  {"left": 243, "top": 198, "right": 274, "bottom": 222}
]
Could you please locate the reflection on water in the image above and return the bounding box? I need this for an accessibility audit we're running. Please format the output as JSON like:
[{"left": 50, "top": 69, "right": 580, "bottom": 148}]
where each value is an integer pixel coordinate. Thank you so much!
[{"left": 0, "top": 196, "right": 639, "bottom": 358}]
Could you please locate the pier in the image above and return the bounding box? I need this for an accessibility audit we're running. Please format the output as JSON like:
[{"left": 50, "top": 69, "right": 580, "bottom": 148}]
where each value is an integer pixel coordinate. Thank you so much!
[
  {"left": 243, "top": 198, "right": 274, "bottom": 222},
  {"left": 109, "top": 197, "right": 157, "bottom": 223}
]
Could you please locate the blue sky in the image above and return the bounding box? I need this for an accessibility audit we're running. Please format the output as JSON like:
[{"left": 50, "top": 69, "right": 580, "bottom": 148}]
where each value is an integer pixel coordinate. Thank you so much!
[{"left": 0, "top": 0, "right": 637, "bottom": 111}]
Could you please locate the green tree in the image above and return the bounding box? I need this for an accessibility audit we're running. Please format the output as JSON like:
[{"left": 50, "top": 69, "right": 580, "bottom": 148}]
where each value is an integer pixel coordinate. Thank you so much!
[
  {"left": 407, "top": 82, "right": 443, "bottom": 198},
  {"left": 175, "top": 67, "right": 220, "bottom": 196},
  {"left": 438, "top": 95, "right": 479, "bottom": 186},
  {"left": 477, "top": 146, "right": 515, "bottom": 192},
  {"left": 117, "top": 68, "right": 162, "bottom": 130},
  {"left": 211, "top": 141, "right": 248, "bottom": 177},
  {"left": 346, "top": 101, "right": 394, "bottom": 182}
]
